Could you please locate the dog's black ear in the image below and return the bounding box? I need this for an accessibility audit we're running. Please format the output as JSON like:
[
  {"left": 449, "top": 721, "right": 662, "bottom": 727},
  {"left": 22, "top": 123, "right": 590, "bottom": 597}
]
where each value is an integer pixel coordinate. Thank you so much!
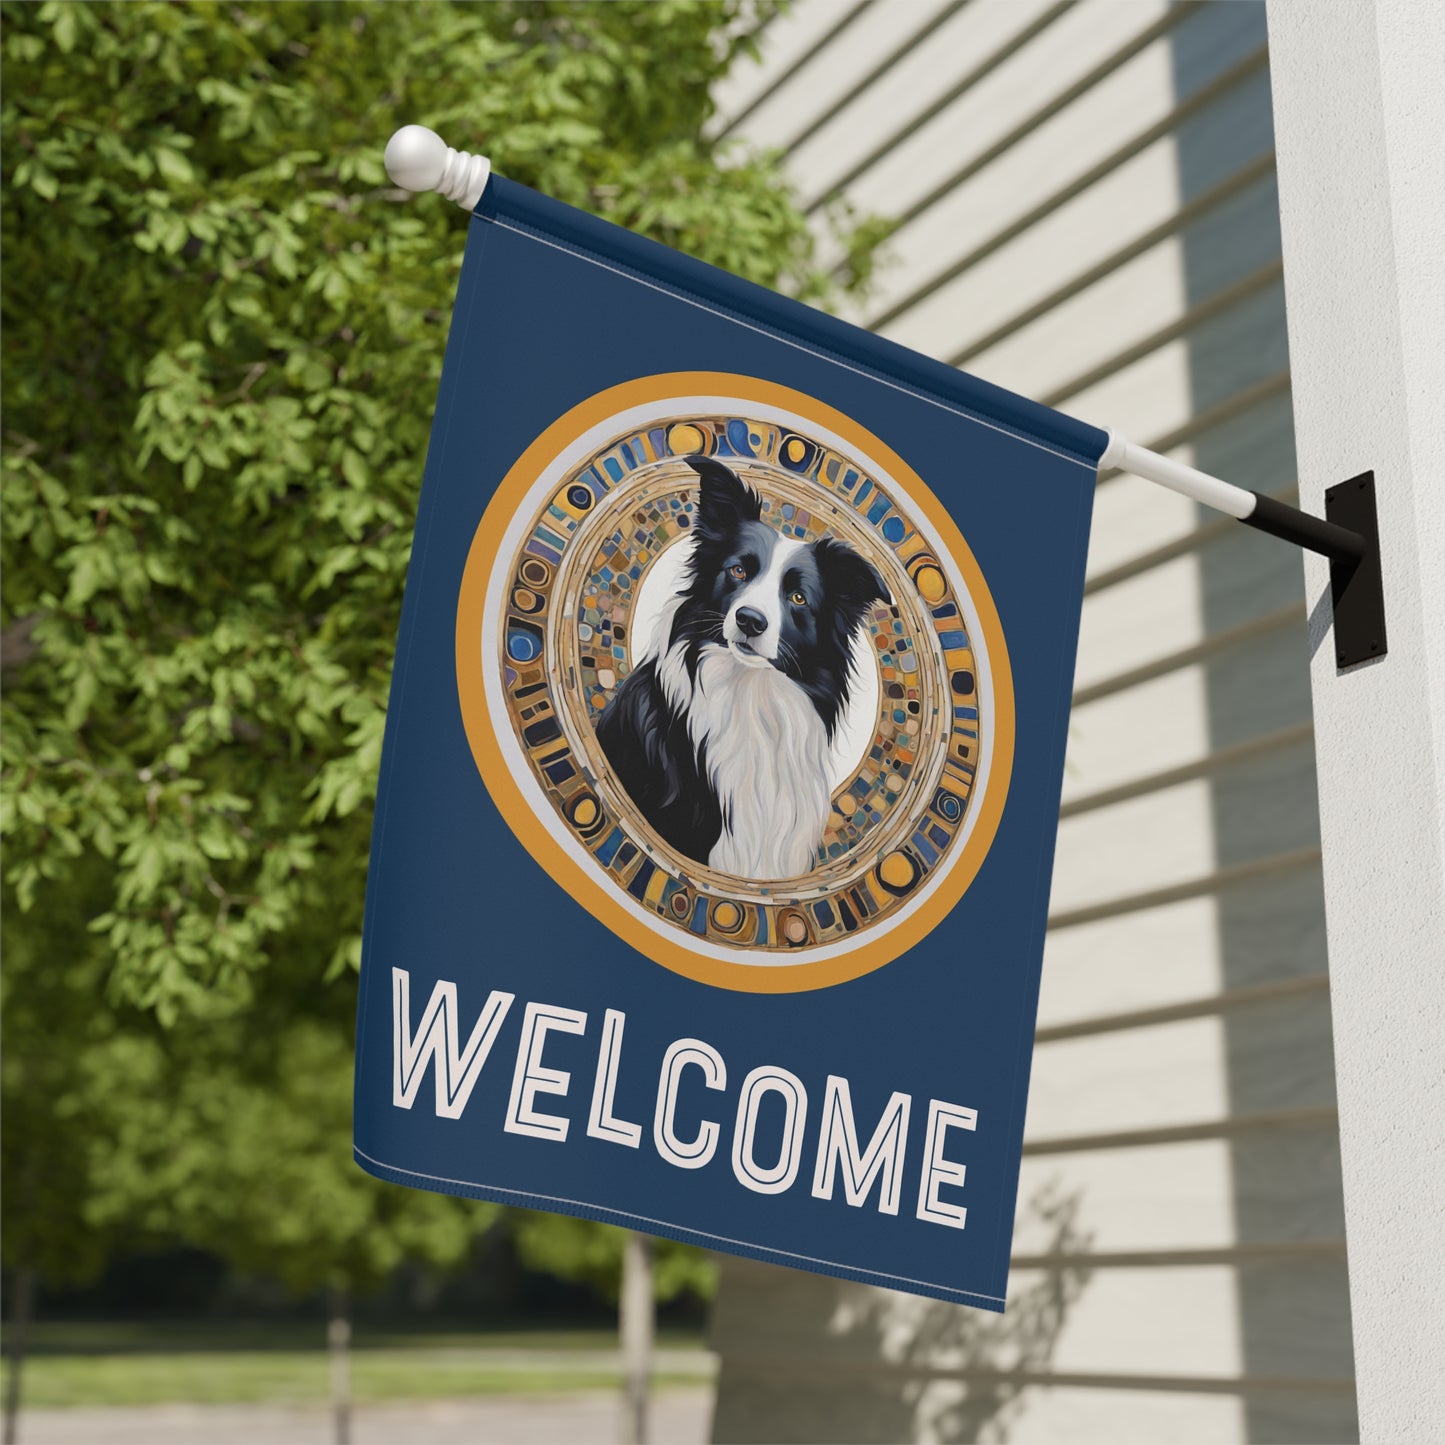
[
  {"left": 685, "top": 454, "right": 761, "bottom": 537},
  {"left": 814, "top": 536, "right": 891, "bottom": 613}
]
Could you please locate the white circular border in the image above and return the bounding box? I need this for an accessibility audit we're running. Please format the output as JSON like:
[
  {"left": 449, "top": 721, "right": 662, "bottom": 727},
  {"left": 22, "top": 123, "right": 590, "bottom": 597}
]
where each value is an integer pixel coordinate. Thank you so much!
[{"left": 479, "top": 394, "right": 998, "bottom": 970}]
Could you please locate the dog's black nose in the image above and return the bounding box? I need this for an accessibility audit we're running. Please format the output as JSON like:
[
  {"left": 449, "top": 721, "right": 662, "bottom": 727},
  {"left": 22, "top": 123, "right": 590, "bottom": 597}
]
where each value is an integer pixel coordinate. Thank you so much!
[{"left": 735, "top": 607, "right": 768, "bottom": 638}]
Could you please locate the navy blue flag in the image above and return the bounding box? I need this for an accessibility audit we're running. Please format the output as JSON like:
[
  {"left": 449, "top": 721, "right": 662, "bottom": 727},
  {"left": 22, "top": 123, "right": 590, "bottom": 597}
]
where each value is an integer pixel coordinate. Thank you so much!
[{"left": 353, "top": 175, "right": 1107, "bottom": 1312}]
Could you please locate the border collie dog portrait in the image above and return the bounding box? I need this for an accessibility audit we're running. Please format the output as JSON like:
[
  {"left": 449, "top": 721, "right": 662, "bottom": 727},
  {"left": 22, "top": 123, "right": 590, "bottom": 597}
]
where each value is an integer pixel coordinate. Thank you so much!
[{"left": 596, "top": 454, "right": 889, "bottom": 881}]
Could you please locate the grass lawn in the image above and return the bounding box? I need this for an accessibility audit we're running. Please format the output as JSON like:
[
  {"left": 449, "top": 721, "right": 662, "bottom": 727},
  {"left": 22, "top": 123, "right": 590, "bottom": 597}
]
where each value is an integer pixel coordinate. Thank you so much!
[
  {"left": 0, "top": 1323, "right": 714, "bottom": 1409},
  {"left": 11, "top": 1320, "right": 703, "bottom": 1355}
]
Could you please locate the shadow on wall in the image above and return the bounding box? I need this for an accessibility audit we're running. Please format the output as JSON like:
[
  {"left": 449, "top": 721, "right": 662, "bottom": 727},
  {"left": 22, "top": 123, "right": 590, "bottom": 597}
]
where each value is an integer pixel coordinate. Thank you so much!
[
  {"left": 708, "top": 1181, "right": 1092, "bottom": 1445},
  {"left": 1169, "top": 3, "right": 1358, "bottom": 1442}
]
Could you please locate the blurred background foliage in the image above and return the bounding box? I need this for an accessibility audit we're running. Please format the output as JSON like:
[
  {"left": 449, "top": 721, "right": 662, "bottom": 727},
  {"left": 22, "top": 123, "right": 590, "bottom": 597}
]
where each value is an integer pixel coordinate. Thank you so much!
[{"left": 0, "top": 0, "right": 886, "bottom": 1351}]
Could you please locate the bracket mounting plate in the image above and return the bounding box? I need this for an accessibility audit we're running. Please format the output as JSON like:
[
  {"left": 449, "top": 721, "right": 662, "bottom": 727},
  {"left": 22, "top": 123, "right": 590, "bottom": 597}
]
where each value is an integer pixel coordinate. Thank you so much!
[{"left": 1326, "top": 471, "right": 1386, "bottom": 668}]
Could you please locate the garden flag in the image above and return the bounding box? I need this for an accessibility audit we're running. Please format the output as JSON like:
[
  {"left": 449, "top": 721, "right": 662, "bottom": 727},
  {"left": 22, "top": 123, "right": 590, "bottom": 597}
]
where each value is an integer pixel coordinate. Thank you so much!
[{"left": 353, "top": 173, "right": 1108, "bottom": 1312}]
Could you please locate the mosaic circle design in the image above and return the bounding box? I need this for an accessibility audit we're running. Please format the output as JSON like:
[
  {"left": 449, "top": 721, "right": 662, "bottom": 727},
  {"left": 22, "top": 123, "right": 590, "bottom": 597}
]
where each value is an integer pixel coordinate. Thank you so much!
[{"left": 493, "top": 412, "right": 987, "bottom": 957}]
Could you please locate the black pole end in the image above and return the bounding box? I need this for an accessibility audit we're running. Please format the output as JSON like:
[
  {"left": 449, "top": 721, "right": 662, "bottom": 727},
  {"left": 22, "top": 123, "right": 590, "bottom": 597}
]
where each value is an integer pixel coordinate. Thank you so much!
[{"left": 1246, "top": 490, "right": 1366, "bottom": 564}]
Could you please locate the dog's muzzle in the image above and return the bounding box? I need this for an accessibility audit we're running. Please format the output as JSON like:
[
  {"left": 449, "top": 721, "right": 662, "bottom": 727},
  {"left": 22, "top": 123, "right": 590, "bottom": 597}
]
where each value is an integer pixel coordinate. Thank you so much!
[{"left": 725, "top": 605, "right": 777, "bottom": 665}]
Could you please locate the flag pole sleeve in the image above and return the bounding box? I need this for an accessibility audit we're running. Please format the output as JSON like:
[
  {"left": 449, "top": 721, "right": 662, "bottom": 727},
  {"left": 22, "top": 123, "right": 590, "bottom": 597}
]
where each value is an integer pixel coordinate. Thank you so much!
[{"left": 384, "top": 126, "right": 491, "bottom": 211}]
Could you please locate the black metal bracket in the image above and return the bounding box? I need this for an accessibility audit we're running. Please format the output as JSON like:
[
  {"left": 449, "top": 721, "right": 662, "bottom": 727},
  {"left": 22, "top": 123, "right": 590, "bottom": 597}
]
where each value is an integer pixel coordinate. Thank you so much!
[
  {"left": 1324, "top": 472, "right": 1387, "bottom": 668},
  {"left": 1242, "top": 471, "right": 1386, "bottom": 669}
]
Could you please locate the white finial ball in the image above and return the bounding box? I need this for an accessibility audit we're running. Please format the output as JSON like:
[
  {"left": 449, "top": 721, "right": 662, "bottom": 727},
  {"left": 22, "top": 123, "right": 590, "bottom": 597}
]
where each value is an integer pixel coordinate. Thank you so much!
[{"left": 384, "top": 125, "right": 448, "bottom": 193}]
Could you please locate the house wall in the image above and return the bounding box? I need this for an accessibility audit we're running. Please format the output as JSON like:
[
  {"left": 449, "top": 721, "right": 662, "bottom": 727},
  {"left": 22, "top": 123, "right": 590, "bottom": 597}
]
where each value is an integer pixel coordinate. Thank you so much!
[
  {"left": 1267, "top": 2, "right": 1445, "bottom": 1438},
  {"left": 706, "top": 4, "right": 1357, "bottom": 1440}
]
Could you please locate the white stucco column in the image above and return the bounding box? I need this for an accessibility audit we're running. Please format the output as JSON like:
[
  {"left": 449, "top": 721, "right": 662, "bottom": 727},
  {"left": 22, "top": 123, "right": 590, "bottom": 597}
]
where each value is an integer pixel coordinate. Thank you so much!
[{"left": 1266, "top": 2, "right": 1445, "bottom": 1439}]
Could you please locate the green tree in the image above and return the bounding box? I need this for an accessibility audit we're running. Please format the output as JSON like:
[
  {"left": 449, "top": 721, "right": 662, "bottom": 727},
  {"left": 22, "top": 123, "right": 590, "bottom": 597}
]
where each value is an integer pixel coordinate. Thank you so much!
[
  {"left": 1, "top": 0, "right": 885, "bottom": 1406},
  {"left": 512, "top": 1209, "right": 718, "bottom": 1306},
  {"left": 0, "top": 890, "right": 496, "bottom": 1439},
  {"left": 2, "top": 0, "right": 883, "bottom": 1022},
  {"left": 0, "top": 865, "right": 130, "bottom": 1442}
]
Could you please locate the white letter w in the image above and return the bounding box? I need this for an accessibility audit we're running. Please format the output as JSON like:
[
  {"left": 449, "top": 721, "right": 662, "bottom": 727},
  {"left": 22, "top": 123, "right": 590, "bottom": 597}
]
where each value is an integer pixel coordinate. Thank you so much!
[{"left": 392, "top": 967, "right": 515, "bottom": 1119}]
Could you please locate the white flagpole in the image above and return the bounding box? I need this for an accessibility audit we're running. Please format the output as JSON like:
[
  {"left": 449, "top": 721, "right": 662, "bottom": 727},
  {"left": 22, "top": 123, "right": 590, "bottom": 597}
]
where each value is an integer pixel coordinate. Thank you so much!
[
  {"left": 1099, "top": 429, "right": 1255, "bottom": 519},
  {"left": 1100, "top": 428, "right": 1366, "bottom": 564}
]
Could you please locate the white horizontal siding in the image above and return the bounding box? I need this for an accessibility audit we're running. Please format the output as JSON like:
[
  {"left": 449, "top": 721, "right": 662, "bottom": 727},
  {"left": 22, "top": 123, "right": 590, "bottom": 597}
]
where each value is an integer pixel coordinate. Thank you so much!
[
  {"left": 1038, "top": 895, "right": 1223, "bottom": 1025},
  {"left": 723, "top": 0, "right": 966, "bottom": 156},
  {"left": 1050, "top": 780, "right": 1218, "bottom": 915},
  {"left": 1073, "top": 552, "right": 1206, "bottom": 690},
  {"left": 1064, "top": 666, "right": 1213, "bottom": 795},
  {"left": 1024, "top": 1017, "right": 1233, "bottom": 1137},
  {"left": 1015, "top": 1140, "right": 1238, "bottom": 1254},
  {"left": 961, "top": 232, "right": 1191, "bottom": 398},
  {"left": 1085, "top": 471, "right": 1202, "bottom": 577},
  {"left": 708, "top": 0, "right": 879, "bottom": 130},
  {"left": 860, "top": 38, "right": 1184, "bottom": 334},
  {"left": 787, "top": 0, "right": 1062, "bottom": 199},
  {"left": 954, "top": 1385, "right": 1246, "bottom": 1445}
]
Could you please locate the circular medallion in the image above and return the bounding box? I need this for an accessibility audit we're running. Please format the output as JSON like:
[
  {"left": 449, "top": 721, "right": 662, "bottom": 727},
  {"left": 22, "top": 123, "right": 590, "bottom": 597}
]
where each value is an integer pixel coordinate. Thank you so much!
[{"left": 456, "top": 374, "right": 1013, "bottom": 991}]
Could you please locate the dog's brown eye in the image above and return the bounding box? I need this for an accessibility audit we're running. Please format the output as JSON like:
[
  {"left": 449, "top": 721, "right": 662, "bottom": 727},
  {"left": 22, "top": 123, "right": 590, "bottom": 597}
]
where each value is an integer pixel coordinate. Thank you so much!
[
  {"left": 729, "top": 564, "right": 747, "bottom": 580},
  {"left": 789, "top": 590, "right": 806, "bottom": 606}
]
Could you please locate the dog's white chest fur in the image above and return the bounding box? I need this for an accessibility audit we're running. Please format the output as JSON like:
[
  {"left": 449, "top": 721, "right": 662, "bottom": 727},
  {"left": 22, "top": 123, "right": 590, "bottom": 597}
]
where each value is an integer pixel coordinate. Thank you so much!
[{"left": 658, "top": 642, "right": 831, "bottom": 880}]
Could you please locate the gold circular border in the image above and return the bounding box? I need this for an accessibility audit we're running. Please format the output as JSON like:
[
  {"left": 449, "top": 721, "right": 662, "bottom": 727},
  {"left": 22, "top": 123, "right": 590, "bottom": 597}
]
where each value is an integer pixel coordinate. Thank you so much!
[{"left": 456, "top": 373, "right": 1015, "bottom": 993}]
